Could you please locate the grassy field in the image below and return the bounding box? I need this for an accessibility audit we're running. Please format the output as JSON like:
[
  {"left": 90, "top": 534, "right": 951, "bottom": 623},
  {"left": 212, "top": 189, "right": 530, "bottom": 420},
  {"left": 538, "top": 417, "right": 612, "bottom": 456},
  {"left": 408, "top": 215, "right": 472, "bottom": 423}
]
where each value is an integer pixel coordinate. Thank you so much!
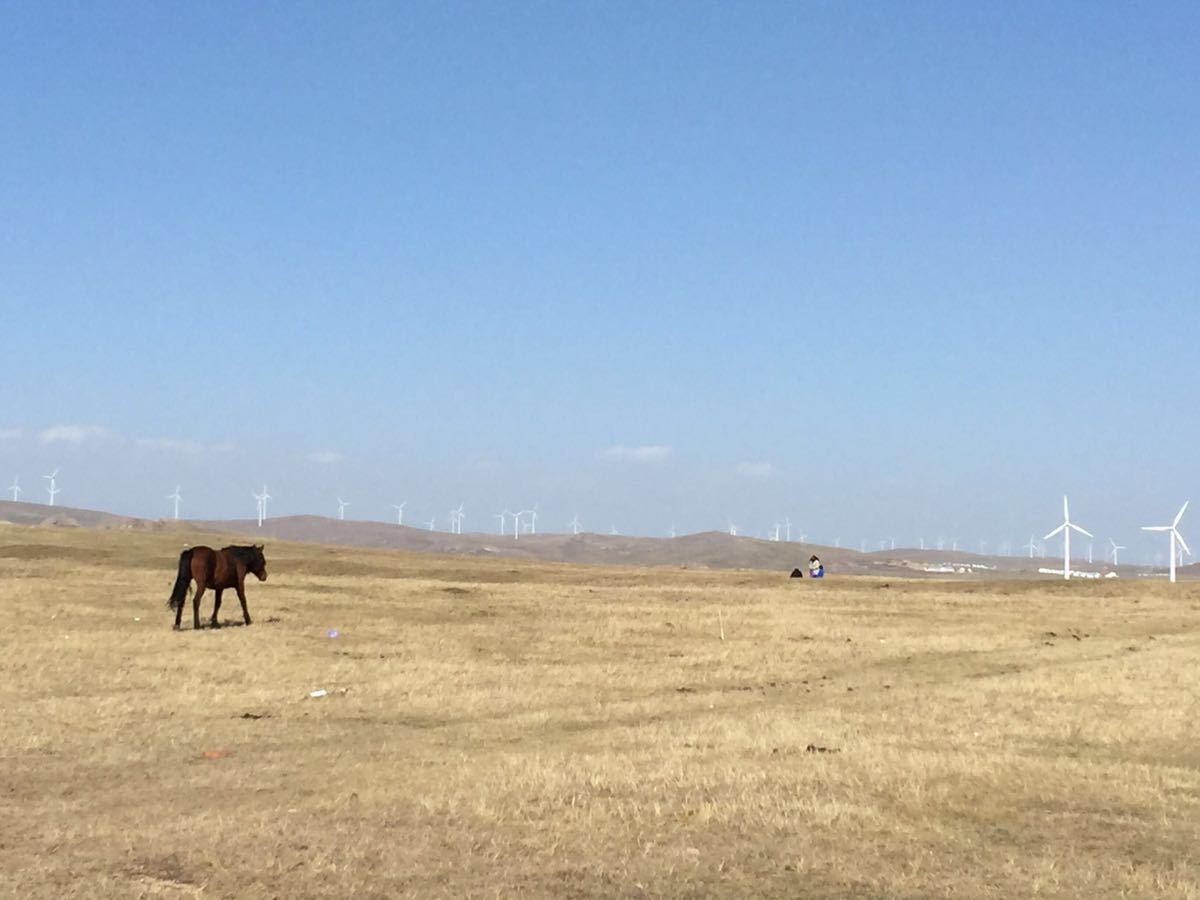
[{"left": 3, "top": 524, "right": 1200, "bottom": 898}]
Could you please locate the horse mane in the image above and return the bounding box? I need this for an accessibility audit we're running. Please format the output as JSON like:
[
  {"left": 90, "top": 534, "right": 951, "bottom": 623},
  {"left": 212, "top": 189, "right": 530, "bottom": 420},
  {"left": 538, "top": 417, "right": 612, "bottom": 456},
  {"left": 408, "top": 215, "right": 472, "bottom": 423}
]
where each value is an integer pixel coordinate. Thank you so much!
[{"left": 222, "top": 545, "right": 262, "bottom": 565}]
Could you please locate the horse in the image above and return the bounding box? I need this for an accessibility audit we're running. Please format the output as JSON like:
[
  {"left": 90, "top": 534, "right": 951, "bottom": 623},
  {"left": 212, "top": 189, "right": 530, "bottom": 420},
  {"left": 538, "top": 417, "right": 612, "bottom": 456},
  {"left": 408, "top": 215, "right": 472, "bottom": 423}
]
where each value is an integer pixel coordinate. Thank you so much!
[{"left": 167, "top": 545, "right": 268, "bottom": 630}]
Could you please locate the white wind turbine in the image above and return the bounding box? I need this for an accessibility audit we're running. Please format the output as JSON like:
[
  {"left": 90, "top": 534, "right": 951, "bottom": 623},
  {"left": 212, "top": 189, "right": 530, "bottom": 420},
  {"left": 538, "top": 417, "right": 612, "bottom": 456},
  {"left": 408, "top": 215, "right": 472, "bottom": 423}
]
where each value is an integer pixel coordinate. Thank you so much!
[
  {"left": 449, "top": 504, "right": 464, "bottom": 534},
  {"left": 253, "top": 486, "right": 270, "bottom": 527},
  {"left": 44, "top": 469, "right": 60, "bottom": 506},
  {"left": 728, "top": 521, "right": 738, "bottom": 537},
  {"left": 569, "top": 514, "right": 582, "bottom": 535},
  {"left": 392, "top": 502, "right": 406, "bottom": 526},
  {"left": 426, "top": 517, "right": 436, "bottom": 531},
  {"left": 669, "top": 524, "right": 677, "bottom": 538},
  {"left": 1023, "top": 534, "right": 1037, "bottom": 559},
  {"left": 337, "top": 497, "right": 350, "bottom": 521},
  {"left": 1142, "top": 501, "right": 1190, "bottom": 584},
  {"left": 1109, "top": 538, "right": 1126, "bottom": 566},
  {"left": 784, "top": 517, "right": 792, "bottom": 542},
  {"left": 167, "top": 486, "right": 182, "bottom": 520},
  {"left": 495, "top": 512, "right": 508, "bottom": 536},
  {"left": 1044, "top": 496, "right": 1092, "bottom": 580},
  {"left": 9, "top": 476, "right": 21, "bottom": 502}
]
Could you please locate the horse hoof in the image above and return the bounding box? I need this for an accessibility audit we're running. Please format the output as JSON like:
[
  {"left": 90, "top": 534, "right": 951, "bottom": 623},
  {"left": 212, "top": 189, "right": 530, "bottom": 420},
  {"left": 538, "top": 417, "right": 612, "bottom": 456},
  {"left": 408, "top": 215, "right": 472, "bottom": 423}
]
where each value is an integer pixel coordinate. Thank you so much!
[{"left": 172, "top": 624, "right": 181, "bottom": 632}]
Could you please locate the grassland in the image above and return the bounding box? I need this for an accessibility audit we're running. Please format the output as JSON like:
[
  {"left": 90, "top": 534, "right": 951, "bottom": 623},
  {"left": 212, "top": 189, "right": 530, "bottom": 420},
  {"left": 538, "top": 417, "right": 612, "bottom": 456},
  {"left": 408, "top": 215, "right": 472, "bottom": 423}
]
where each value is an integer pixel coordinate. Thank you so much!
[{"left": 2, "top": 523, "right": 1200, "bottom": 898}]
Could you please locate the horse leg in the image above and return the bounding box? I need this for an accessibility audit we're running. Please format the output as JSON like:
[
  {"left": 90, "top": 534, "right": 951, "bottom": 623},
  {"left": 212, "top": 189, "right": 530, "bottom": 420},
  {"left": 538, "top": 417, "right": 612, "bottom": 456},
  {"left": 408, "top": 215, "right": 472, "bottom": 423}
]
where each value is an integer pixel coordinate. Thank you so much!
[
  {"left": 192, "top": 579, "right": 206, "bottom": 631},
  {"left": 210, "top": 589, "right": 223, "bottom": 628},
  {"left": 236, "top": 580, "right": 252, "bottom": 626},
  {"left": 173, "top": 581, "right": 187, "bottom": 631}
]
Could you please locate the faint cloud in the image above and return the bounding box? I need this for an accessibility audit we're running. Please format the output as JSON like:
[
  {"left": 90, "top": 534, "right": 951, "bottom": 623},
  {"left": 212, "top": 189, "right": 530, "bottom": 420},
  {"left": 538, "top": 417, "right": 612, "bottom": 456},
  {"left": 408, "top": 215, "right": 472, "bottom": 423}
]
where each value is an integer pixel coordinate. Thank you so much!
[
  {"left": 0, "top": 427, "right": 22, "bottom": 441},
  {"left": 39, "top": 424, "right": 114, "bottom": 445},
  {"left": 136, "top": 437, "right": 233, "bottom": 455},
  {"left": 600, "top": 445, "right": 672, "bottom": 463},
  {"left": 735, "top": 461, "right": 774, "bottom": 479},
  {"left": 308, "top": 450, "right": 344, "bottom": 464}
]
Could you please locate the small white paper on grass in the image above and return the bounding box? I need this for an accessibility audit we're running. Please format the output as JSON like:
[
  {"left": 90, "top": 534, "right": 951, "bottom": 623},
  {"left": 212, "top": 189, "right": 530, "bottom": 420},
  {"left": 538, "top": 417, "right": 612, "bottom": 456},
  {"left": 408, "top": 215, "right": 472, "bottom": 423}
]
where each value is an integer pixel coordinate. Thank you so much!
[{"left": 309, "top": 689, "right": 328, "bottom": 698}]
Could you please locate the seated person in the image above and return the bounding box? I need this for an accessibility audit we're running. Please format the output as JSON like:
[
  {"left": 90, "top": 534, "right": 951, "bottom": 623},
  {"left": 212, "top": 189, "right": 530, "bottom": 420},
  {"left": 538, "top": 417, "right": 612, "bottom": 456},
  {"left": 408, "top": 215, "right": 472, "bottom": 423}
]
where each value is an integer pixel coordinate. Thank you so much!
[{"left": 808, "top": 555, "right": 825, "bottom": 578}]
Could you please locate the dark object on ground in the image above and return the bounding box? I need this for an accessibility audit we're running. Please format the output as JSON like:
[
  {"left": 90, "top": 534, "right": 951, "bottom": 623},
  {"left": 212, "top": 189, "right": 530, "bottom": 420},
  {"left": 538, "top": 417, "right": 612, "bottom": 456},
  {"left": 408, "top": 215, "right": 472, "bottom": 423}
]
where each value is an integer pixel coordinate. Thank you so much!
[
  {"left": 167, "top": 545, "right": 268, "bottom": 630},
  {"left": 790, "top": 568, "right": 804, "bottom": 578},
  {"left": 806, "top": 744, "right": 841, "bottom": 753}
]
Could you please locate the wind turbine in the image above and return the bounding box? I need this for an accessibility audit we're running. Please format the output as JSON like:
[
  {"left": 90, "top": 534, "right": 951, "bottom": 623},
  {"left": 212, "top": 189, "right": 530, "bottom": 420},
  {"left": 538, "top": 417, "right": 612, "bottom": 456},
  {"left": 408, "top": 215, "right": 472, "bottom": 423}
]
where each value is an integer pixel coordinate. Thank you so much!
[
  {"left": 784, "top": 518, "right": 792, "bottom": 542},
  {"left": 9, "top": 476, "right": 21, "bottom": 502},
  {"left": 728, "top": 521, "right": 738, "bottom": 537},
  {"left": 569, "top": 514, "right": 582, "bottom": 535},
  {"left": 668, "top": 523, "right": 677, "bottom": 538},
  {"left": 44, "top": 469, "right": 60, "bottom": 506},
  {"left": 1142, "top": 501, "right": 1190, "bottom": 583},
  {"left": 167, "top": 486, "right": 182, "bottom": 520},
  {"left": 337, "top": 497, "right": 350, "bottom": 521},
  {"left": 253, "top": 486, "right": 270, "bottom": 527},
  {"left": 1023, "top": 535, "right": 1037, "bottom": 559},
  {"left": 392, "top": 502, "right": 406, "bottom": 526},
  {"left": 449, "top": 504, "right": 464, "bottom": 534},
  {"left": 1044, "top": 496, "right": 1092, "bottom": 580},
  {"left": 426, "top": 517, "right": 436, "bottom": 531},
  {"left": 495, "top": 512, "right": 507, "bottom": 535},
  {"left": 1109, "top": 538, "right": 1125, "bottom": 566}
]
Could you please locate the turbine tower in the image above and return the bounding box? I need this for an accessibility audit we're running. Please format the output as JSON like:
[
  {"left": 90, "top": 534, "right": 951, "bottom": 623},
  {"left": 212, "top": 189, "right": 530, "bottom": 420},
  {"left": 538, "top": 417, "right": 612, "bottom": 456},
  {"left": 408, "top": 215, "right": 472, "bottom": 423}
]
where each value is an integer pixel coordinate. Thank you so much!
[
  {"left": 9, "top": 476, "right": 21, "bottom": 502},
  {"left": 253, "top": 486, "right": 270, "bottom": 527},
  {"left": 167, "top": 486, "right": 182, "bottom": 520},
  {"left": 495, "top": 512, "right": 508, "bottom": 536},
  {"left": 1023, "top": 535, "right": 1037, "bottom": 559},
  {"left": 337, "top": 497, "right": 350, "bottom": 521},
  {"left": 1109, "top": 538, "right": 1126, "bottom": 566},
  {"left": 1142, "top": 501, "right": 1190, "bottom": 584},
  {"left": 44, "top": 469, "right": 60, "bottom": 506},
  {"left": 392, "top": 502, "right": 406, "bottom": 526},
  {"left": 1043, "top": 495, "right": 1092, "bottom": 580}
]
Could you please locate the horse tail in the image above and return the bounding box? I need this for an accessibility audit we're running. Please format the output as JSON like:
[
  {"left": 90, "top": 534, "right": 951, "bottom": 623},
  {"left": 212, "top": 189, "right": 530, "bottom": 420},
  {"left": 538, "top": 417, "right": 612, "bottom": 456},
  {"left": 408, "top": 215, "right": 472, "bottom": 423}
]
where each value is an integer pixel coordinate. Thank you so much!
[{"left": 167, "top": 549, "right": 194, "bottom": 610}]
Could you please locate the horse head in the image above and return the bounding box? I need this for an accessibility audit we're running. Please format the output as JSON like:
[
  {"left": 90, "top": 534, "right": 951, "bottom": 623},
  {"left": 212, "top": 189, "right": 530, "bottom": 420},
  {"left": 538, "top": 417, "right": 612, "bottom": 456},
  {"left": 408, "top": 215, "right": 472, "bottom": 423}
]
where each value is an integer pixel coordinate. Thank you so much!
[{"left": 250, "top": 544, "right": 268, "bottom": 581}]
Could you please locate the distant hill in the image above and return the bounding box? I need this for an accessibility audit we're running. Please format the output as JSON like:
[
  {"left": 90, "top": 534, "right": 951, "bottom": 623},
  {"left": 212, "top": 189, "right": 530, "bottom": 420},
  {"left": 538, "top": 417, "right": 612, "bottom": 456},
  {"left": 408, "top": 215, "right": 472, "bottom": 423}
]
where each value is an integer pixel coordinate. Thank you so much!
[{"left": 0, "top": 499, "right": 1166, "bottom": 579}]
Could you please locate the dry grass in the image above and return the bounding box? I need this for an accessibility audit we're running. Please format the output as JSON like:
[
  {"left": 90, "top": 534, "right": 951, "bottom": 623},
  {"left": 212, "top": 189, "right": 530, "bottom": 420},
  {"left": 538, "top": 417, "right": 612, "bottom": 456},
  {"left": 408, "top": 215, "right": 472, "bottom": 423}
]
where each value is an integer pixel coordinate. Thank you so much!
[{"left": 3, "top": 524, "right": 1200, "bottom": 898}]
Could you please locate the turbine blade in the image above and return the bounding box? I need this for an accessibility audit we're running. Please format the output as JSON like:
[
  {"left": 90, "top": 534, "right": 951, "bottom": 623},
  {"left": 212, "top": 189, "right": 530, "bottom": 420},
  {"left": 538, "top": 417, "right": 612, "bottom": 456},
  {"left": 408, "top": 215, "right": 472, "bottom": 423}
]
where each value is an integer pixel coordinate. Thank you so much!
[
  {"left": 1175, "top": 530, "right": 1191, "bottom": 557},
  {"left": 1044, "top": 524, "right": 1066, "bottom": 540},
  {"left": 1143, "top": 526, "right": 1171, "bottom": 532},
  {"left": 1174, "top": 501, "right": 1190, "bottom": 528},
  {"left": 1063, "top": 496, "right": 1069, "bottom": 519},
  {"left": 1070, "top": 524, "right": 1093, "bottom": 538}
]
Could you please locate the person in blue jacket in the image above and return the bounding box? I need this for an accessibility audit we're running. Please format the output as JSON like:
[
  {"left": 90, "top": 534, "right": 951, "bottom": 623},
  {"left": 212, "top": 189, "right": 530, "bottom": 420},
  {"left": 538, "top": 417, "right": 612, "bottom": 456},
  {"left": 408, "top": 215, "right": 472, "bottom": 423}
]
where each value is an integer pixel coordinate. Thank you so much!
[{"left": 808, "top": 555, "right": 825, "bottom": 578}]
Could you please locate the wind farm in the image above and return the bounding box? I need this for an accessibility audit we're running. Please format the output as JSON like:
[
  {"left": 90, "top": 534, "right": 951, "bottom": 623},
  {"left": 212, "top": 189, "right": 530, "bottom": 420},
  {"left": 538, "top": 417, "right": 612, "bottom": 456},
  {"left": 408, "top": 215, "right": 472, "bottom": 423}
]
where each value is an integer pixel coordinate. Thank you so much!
[{"left": 4, "top": 3, "right": 1199, "bottom": 896}]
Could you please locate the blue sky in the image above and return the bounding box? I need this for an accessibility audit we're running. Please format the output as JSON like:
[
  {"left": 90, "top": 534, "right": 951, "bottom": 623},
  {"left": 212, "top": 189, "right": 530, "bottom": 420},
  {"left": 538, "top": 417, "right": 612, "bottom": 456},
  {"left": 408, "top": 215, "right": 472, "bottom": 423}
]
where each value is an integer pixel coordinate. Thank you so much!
[{"left": 2, "top": 2, "right": 1197, "bottom": 558}]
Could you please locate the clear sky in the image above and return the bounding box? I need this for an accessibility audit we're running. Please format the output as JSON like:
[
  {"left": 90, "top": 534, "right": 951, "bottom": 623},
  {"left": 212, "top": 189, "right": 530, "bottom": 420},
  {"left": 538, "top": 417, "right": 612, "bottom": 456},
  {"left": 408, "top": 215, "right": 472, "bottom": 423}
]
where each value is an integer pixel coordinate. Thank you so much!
[{"left": 2, "top": 2, "right": 1197, "bottom": 558}]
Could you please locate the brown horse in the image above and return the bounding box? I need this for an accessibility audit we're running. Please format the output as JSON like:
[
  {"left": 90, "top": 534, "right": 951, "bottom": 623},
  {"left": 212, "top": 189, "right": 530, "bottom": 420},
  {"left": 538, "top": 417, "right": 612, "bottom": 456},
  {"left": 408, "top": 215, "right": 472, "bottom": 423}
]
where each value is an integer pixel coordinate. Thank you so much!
[{"left": 167, "top": 545, "right": 268, "bottom": 630}]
